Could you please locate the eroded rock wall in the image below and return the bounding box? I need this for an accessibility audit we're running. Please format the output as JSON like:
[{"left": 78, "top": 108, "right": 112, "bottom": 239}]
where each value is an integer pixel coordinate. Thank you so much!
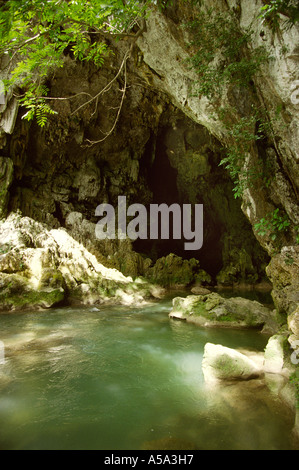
[
  {"left": 0, "top": 37, "right": 269, "bottom": 292},
  {"left": 136, "top": 1, "right": 299, "bottom": 319}
]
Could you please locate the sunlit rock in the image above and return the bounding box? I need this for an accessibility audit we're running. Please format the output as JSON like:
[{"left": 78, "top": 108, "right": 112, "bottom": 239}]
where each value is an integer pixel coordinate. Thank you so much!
[
  {"left": 264, "top": 335, "right": 286, "bottom": 374},
  {"left": 202, "top": 343, "right": 263, "bottom": 384},
  {"left": 0, "top": 212, "right": 161, "bottom": 311}
]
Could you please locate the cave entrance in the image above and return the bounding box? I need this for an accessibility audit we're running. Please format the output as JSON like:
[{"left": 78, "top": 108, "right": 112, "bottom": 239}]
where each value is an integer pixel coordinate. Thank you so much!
[{"left": 133, "top": 130, "right": 224, "bottom": 278}]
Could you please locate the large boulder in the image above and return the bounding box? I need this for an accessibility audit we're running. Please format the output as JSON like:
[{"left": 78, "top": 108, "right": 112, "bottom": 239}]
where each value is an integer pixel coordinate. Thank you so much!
[
  {"left": 0, "top": 272, "right": 65, "bottom": 310},
  {"left": 202, "top": 343, "right": 263, "bottom": 384},
  {"left": 0, "top": 212, "right": 161, "bottom": 312},
  {"left": 169, "top": 292, "right": 278, "bottom": 332},
  {"left": 145, "top": 253, "right": 211, "bottom": 288},
  {"left": 263, "top": 334, "right": 286, "bottom": 374}
]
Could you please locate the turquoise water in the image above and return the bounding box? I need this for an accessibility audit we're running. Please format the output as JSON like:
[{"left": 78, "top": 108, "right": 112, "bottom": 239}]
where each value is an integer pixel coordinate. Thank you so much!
[{"left": 0, "top": 295, "right": 295, "bottom": 450}]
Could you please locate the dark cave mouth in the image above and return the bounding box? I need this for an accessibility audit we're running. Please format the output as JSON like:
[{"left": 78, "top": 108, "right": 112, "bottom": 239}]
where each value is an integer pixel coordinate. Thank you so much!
[
  {"left": 132, "top": 124, "right": 270, "bottom": 284},
  {"left": 133, "top": 132, "right": 224, "bottom": 279},
  {"left": 132, "top": 218, "right": 224, "bottom": 279}
]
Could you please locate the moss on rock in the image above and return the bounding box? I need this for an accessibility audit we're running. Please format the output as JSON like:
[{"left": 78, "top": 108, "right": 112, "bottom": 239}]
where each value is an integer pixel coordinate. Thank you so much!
[
  {"left": 0, "top": 273, "right": 65, "bottom": 311},
  {"left": 145, "top": 253, "right": 211, "bottom": 287},
  {"left": 202, "top": 343, "right": 263, "bottom": 383},
  {"left": 169, "top": 292, "right": 277, "bottom": 331},
  {"left": 0, "top": 213, "right": 163, "bottom": 312}
]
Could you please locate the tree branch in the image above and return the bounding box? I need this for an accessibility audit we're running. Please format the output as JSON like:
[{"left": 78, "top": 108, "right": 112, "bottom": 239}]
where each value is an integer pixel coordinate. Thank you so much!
[
  {"left": 73, "top": 18, "right": 146, "bottom": 146},
  {"left": 70, "top": 48, "right": 131, "bottom": 117},
  {"left": 83, "top": 53, "right": 129, "bottom": 147}
]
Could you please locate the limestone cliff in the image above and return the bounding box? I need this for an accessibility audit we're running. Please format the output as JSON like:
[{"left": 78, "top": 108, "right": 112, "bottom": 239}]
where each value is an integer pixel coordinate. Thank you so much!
[{"left": 135, "top": 0, "right": 299, "bottom": 339}]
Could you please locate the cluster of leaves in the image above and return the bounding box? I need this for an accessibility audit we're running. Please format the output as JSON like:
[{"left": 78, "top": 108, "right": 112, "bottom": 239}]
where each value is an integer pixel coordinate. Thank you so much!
[
  {"left": 254, "top": 207, "right": 291, "bottom": 242},
  {"left": 259, "top": 0, "right": 299, "bottom": 31},
  {"left": 20, "top": 83, "right": 58, "bottom": 127},
  {"left": 217, "top": 107, "right": 275, "bottom": 199},
  {"left": 0, "top": 0, "right": 149, "bottom": 126},
  {"left": 186, "top": 8, "right": 269, "bottom": 99},
  {"left": 290, "top": 371, "right": 299, "bottom": 409},
  {"left": 219, "top": 115, "right": 260, "bottom": 198}
]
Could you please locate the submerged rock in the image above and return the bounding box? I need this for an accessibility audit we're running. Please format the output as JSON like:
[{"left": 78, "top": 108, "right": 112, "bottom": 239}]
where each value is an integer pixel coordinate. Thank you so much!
[
  {"left": 191, "top": 286, "right": 211, "bottom": 295},
  {"left": 202, "top": 343, "right": 263, "bottom": 384},
  {"left": 169, "top": 292, "right": 277, "bottom": 331}
]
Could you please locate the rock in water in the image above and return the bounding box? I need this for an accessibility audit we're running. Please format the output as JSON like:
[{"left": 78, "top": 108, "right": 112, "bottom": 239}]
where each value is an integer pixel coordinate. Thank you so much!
[
  {"left": 202, "top": 343, "right": 263, "bottom": 384},
  {"left": 263, "top": 335, "right": 286, "bottom": 374},
  {"left": 191, "top": 286, "right": 211, "bottom": 295},
  {"left": 169, "top": 292, "right": 278, "bottom": 332}
]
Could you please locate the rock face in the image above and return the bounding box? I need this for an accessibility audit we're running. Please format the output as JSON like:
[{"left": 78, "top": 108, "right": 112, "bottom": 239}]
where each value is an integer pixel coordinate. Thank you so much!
[
  {"left": 202, "top": 343, "right": 263, "bottom": 384},
  {"left": 0, "top": 157, "right": 13, "bottom": 219},
  {"left": 0, "top": 7, "right": 271, "bottom": 292},
  {"left": 169, "top": 292, "right": 277, "bottom": 332},
  {"left": 266, "top": 246, "right": 299, "bottom": 315},
  {"left": 0, "top": 212, "right": 161, "bottom": 311},
  {"left": 144, "top": 253, "right": 212, "bottom": 288},
  {"left": 136, "top": 2, "right": 299, "bottom": 321}
]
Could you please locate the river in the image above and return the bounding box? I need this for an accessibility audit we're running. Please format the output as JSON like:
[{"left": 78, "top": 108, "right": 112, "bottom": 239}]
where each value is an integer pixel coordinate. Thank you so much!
[{"left": 0, "top": 292, "right": 295, "bottom": 450}]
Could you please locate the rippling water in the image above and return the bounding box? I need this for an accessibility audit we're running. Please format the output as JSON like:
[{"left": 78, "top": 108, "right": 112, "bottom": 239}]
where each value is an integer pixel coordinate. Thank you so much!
[{"left": 0, "top": 294, "right": 295, "bottom": 450}]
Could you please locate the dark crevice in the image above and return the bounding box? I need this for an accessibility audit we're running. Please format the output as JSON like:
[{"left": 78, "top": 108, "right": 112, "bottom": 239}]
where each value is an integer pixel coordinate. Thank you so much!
[{"left": 133, "top": 130, "right": 224, "bottom": 277}]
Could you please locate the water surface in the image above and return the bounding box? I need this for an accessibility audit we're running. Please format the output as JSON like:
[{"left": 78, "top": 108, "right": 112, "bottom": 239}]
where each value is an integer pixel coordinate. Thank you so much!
[{"left": 0, "top": 294, "right": 295, "bottom": 450}]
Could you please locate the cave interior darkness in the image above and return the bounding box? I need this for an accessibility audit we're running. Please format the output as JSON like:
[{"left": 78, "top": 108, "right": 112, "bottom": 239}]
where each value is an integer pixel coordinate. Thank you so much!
[{"left": 133, "top": 130, "right": 225, "bottom": 279}]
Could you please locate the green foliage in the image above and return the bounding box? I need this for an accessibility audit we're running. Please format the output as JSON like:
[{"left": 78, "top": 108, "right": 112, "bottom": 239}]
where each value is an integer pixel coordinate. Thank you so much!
[
  {"left": 186, "top": 8, "right": 269, "bottom": 99},
  {"left": 0, "top": 0, "right": 150, "bottom": 126},
  {"left": 20, "top": 84, "right": 58, "bottom": 127},
  {"left": 259, "top": 0, "right": 299, "bottom": 31},
  {"left": 217, "top": 107, "right": 275, "bottom": 198},
  {"left": 156, "top": 0, "right": 173, "bottom": 9},
  {"left": 290, "top": 371, "right": 299, "bottom": 409},
  {"left": 254, "top": 208, "right": 291, "bottom": 242},
  {"left": 0, "top": 243, "right": 12, "bottom": 254}
]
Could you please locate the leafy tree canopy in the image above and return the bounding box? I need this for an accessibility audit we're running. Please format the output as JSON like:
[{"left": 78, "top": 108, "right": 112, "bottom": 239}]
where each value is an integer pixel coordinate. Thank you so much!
[
  {"left": 259, "top": 0, "right": 299, "bottom": 30},
  {"left": 0, "top": 0, "right": 156, "bottom": 125}
]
